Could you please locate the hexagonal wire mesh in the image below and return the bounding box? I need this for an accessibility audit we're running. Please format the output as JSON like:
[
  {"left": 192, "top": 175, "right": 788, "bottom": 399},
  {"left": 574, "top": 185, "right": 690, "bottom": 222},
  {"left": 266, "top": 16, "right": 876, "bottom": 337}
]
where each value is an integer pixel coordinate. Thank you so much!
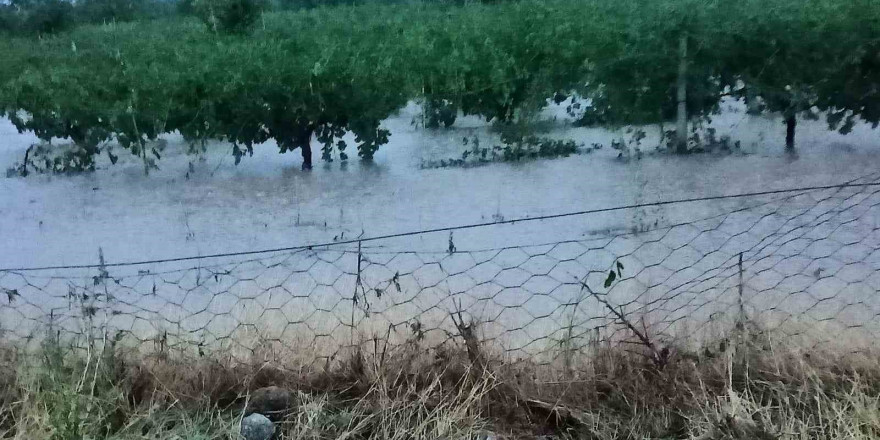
[{"left": 2, "top": 173, "right": 880, "bottom": 367}]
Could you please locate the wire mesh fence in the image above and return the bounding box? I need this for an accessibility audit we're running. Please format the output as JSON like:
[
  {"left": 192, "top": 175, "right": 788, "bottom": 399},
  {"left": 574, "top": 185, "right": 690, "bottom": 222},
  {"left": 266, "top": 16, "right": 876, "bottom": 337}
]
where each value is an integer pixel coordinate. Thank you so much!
[{"left": 2, "top": 172, "right": 880, "bottom": 367}]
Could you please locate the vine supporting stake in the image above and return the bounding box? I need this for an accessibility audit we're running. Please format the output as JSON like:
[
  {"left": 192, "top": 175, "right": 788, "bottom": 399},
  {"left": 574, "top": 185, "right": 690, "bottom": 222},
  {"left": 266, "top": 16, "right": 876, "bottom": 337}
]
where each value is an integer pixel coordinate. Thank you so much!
[{"left": 676, "top": 33, "right": 689, "bottom": 154}]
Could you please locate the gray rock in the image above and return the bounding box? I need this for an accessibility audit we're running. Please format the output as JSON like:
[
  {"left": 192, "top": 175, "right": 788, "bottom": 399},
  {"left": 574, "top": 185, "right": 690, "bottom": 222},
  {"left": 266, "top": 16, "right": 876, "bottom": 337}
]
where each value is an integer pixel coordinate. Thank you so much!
[
  {"left": 474, "top": 431, "right": 498, "bottom": 440},
  {"left": 240, "top": 413, "right": 274, "bottom": 440},
  {"left": 245, "top": 386, "right": 295, "bottom": 421}
]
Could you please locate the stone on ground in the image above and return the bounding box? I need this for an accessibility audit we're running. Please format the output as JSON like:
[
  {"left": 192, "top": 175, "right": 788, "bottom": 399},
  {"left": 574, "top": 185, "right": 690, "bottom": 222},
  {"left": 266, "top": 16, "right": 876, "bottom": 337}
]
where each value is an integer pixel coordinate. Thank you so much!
[
  {"left": 245, "top": 386, "right": 296, "bottom": 421},
  {"left": 240, "top": 413, "right": 274, "bottom": 440}
]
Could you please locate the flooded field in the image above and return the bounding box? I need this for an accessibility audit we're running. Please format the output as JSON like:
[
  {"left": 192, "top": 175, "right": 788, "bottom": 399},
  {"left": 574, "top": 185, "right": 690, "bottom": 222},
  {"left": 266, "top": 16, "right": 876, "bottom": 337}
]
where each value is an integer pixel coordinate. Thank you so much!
[{"left": 1, "top": 100, "right": 880, "bottom": 360}]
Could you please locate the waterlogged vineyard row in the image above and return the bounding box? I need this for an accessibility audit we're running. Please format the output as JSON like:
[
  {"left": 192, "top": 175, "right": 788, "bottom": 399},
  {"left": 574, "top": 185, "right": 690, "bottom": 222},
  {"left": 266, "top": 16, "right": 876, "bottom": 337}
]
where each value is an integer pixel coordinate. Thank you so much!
[{"left": 0, "top": 0, "right": 878, "bottom": 172}]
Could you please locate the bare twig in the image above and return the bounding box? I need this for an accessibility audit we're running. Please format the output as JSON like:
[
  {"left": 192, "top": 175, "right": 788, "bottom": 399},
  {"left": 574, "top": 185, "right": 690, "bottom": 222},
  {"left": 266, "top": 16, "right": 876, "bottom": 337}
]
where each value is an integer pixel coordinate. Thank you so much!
[{"left": 579, "top": 277, "right": 668, "bottom": 368}]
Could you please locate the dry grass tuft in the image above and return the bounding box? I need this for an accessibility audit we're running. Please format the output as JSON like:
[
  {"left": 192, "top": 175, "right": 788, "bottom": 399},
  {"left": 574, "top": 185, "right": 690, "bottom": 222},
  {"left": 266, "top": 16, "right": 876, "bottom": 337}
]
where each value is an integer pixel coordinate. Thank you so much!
[{"left": 3, "top": 323, "right": 880, "bottom": 439}]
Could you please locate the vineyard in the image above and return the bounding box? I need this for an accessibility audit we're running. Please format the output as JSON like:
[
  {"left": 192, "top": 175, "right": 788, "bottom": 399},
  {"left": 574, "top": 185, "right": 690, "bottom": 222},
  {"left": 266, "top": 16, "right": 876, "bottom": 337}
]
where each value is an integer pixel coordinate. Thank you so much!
[
  {"left": 3, "top": 2, "right": 880, "bottom": 438},
  {"left": 0, "top": 0, "right": 878, "bottom": 174}
]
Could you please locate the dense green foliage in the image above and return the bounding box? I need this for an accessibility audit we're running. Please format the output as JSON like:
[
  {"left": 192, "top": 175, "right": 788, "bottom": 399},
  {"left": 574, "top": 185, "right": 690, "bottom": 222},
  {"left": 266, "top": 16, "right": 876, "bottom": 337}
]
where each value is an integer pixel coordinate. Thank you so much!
[
  {"left": 4, "top": 0, "right": 76, "bottom": 34},
  {"left": 191, "top": 0, "right": 267, "bottom": 34},
  {"left": 0, "top": 0, "right": 179, "bottom": 34},
  {"left": 0, "top": 0, "right": 878, "bottom": 173},
  {"left": 0, "top": 8, "right": 413, "bottom": 171}
]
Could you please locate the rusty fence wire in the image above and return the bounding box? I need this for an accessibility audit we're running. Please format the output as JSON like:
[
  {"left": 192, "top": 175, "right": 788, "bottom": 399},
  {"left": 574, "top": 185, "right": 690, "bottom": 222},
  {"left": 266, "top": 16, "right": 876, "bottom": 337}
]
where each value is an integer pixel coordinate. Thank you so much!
[{"left": 2, "top": 173, "right": 880, "bottom": 366}]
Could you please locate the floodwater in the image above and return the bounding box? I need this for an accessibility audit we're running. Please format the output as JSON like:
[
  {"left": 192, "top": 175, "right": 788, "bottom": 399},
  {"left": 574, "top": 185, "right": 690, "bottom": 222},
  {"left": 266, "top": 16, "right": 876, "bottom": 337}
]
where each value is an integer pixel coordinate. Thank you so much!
[
  {"left": 1, "top": 99, "right": 879, "bottom": 358},
  {"left": 1, "top": 99, "right": 878, "bottom": 269}
]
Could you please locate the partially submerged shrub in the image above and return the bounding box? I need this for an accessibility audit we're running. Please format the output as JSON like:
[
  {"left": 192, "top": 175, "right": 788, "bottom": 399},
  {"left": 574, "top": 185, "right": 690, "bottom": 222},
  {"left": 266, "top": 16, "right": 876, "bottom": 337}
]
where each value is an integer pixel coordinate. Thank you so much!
[
  {"left": 421, "top": 134, "right": 581, "bottom": 169},
  {"left": 6, "top": 142, "right": 122, "bottom": 176},
  {"left": 6, "top": 143, "right": 99, "bottom": 176},
  {"left": 424, "top": 99, "right": 458, "bottom": 129}
]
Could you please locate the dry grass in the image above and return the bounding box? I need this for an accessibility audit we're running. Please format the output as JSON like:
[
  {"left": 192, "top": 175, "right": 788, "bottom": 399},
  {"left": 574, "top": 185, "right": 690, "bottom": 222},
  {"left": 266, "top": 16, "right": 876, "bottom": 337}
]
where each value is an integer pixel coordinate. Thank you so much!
[{"left": 2, "top": 323, "right": 880, "bottom": 440}]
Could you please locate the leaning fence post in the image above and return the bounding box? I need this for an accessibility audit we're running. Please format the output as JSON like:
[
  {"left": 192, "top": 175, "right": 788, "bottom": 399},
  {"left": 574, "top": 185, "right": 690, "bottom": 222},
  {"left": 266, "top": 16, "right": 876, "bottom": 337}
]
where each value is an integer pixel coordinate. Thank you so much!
[
  {"left": 350, "top": 240, "right": 363, "bottom": 347},
  {"left": 98, "top": 247, "right": 111, "bottom": 300},
  {"left": 97, "top": 247, "right": 113, "bottom": 353},
  {"left": 737, "top": 252, "right": 745, "bottom": 331}
]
